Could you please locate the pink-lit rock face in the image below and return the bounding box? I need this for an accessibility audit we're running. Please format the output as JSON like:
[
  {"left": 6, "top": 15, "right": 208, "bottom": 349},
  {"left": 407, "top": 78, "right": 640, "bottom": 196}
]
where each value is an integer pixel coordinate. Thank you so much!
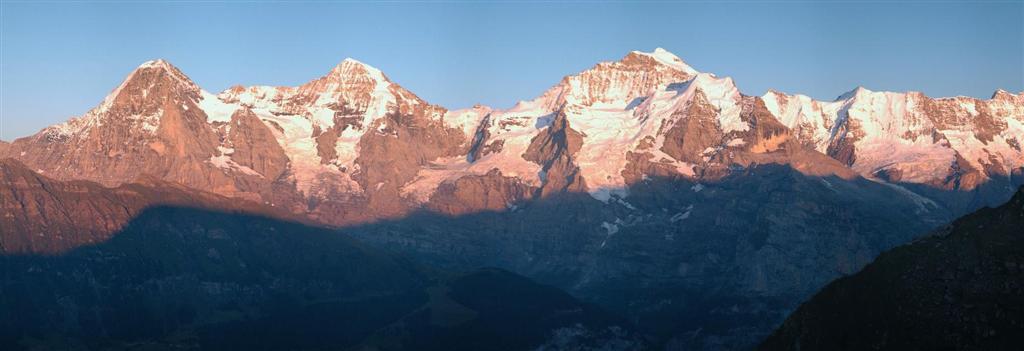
[{"left": 3, "top": 49, "right": 1022, "bottom": 224}]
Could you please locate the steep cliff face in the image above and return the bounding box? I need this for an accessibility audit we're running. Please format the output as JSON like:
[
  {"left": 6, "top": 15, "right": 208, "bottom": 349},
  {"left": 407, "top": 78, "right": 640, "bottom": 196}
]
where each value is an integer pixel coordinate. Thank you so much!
[
  {"left": 762, "top": 187, "right": 1024, "bottom": 350},
  {"left": 225, "top": 108, "right": 289, "bottom": 181},
  {"left": 522, "top": 109, "right": 588, "bottom": 197}
]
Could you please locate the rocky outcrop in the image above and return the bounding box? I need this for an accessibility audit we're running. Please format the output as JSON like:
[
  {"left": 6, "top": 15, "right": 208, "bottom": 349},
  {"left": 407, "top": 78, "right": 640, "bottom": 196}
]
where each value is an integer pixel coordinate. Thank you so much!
[
  {"left": 522, "top": 109, "right": 588, "bottom": 197},
  {"left": 353, "top": 109, "right": 469, "bottom": 218},
  {"left": 737, "top": 97, "right": 791, "bottom": 154},
  {"left": 659, "top": 90, "right": 724, "bottom": 165},
  {"left": 426, "top": 169, "right": 534, "bottom": 216},
  {"left": 725, "top": 97, "right": 860, "bottom": 180},
  {"left": 825, "top": 115, "right": 861, "bottom": 167},
  {"left": 226, "top": 108, "right": 289, "bottom": 180}
]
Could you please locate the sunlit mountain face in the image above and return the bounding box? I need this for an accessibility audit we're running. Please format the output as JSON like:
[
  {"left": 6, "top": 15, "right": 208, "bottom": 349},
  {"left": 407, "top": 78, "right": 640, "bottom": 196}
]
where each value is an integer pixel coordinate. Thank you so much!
[{"left": 2, "top": 47, "right": 1022, "bottom": 350}]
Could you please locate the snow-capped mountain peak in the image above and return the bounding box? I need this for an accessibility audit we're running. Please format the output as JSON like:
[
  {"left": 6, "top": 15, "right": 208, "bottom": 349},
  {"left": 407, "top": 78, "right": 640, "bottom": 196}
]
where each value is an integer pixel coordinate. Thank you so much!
[
  {"left": 330, "top": 58, "right": 391, "bottom": 83},
  {"left": 629, "top": 47, "right": 699, "bottom": 75},
  {"left": 38, "top": 59, "right": 205, "bottom": 140},
  {"left": 537, "top": 48, "right": 700, "bottom": 108},
  {"left": 130, "top": 59, "right": 199, "bottom": 89},
  {"left": 836, "top": 86, "right": 872, "bottom": 101},
  {"left": 137, "top": 58, "right": 172, "bottom": 69},
  {"left": 992, "top": 89, "right": 1024, "bottom": 101}
]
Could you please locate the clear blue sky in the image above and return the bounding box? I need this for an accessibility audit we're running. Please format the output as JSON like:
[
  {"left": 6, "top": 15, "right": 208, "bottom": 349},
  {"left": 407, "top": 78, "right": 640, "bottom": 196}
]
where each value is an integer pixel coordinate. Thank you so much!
[{"left": 1, "top": 1, "right": 1021, "bottom": 140}]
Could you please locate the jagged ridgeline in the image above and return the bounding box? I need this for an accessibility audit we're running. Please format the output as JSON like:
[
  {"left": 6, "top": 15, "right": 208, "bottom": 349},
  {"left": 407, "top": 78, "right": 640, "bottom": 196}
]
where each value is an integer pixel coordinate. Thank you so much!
[{"left": 3, "top": 49, "right": 1022, "bottom": 226}]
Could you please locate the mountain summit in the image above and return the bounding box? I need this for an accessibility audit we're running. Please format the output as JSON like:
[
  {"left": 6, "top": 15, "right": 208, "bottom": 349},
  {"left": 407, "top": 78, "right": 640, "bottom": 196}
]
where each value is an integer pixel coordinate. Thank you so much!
[{"left": 630, "top": 47, "right": 699, "bottom": 75}]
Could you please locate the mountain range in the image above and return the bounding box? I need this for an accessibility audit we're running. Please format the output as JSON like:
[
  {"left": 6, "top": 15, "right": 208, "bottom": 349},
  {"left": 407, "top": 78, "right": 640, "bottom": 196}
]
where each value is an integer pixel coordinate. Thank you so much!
[
  {"left": 4, "top": 48, "right": 1021, "bottom": 227},
  {"left": 2, "top": 48, "right": 1022, "bottom": 349}
]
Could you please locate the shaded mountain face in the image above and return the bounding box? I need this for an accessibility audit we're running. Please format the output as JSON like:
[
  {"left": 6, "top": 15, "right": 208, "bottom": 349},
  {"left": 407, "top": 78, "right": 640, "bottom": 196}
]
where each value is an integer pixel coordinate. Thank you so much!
[
  {"left": 350, "top": 164, "right": 948, "bottom": 349},
  {"left": 0, "top": 205, "right": 641, "bottom": 351},
  {"left": 761, "top": 186, "right": 1024, "bottom": 351},
  {"left": 360, "top": 268, "right": 645, "bottom": 351},
  {"left": 0, "top": 204, "right": 422, "bottom": 350}
]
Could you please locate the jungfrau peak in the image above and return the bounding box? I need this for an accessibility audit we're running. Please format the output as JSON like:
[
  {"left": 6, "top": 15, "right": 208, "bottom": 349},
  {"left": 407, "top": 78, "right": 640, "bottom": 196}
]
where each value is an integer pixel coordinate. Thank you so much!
[
  {"left": 406, "top": 48, "right": 753, "bottom": 203},
  {"left": 556, "top": 47, "right": 698, "bottom": 107},
  {"left": 3, "top": 48, "right": 1023, "bottom": 225},
  {"left": 635, "top": 47, "right": 700, "bottom": 75}
]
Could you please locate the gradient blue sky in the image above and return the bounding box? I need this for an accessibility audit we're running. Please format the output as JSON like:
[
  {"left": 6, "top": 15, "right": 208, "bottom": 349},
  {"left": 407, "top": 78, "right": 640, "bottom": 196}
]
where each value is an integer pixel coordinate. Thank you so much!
[{"left": 1, "top": 1, "right": 1022, "bottom": 140}]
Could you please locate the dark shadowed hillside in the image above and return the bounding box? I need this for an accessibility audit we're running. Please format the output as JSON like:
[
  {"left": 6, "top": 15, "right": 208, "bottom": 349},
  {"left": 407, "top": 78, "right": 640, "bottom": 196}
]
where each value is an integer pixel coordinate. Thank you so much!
[
  {"left": 761, "top": 187, "right": 1024, "bottom": 350},
  {"left": 347, "top": 163, "right": 953, "bottom": 349},
  {"left": 0, "top": 206, "right": 642, "bottom": 350},
  {"left": 0, "top": 206, "right": 426, "bottom": 350}
]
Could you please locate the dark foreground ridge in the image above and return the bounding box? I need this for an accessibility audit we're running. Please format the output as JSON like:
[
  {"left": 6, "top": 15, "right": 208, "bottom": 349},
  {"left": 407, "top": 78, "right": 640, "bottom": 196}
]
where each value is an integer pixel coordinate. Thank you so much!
[
  {"left": 761, "top": 186, "right": 1024, "bottom": 350},
  {"left": 0, "top": 206, "right": 642, "bottom": 350}
]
